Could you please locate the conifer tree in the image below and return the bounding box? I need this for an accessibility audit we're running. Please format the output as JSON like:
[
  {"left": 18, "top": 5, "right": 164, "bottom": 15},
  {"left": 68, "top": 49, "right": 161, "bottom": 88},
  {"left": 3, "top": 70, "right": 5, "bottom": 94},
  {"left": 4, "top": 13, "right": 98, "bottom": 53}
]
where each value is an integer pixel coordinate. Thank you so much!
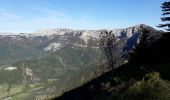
[{"left": 158, "top": 1, "right": 170, "bottom": 31}]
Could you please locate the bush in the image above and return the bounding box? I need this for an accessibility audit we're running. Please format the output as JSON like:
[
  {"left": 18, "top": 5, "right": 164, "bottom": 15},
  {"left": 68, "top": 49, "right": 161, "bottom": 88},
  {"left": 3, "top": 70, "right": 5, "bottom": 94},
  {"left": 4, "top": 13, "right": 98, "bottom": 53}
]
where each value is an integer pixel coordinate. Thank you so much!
[{"left": 119, "top": 72, "right": 170, "bottom": 100}]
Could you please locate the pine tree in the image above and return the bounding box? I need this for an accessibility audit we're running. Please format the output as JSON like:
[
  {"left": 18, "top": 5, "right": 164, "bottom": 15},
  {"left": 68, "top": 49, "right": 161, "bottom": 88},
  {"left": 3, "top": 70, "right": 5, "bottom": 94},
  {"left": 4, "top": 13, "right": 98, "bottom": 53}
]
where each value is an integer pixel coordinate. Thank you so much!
[{"left": 158, "top": 1, "right": 170, "bottom": 31}]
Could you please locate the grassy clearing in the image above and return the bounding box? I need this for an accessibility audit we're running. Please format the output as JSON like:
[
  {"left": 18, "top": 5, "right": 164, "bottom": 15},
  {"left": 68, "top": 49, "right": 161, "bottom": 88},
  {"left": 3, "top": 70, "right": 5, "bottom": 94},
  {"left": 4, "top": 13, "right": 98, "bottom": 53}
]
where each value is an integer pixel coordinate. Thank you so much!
[
  {"left": 0, "top": 82, "right": 45, "bottom": 99},
  {"left": 0, "top": 84, "right": 24, "bottom": 99}
]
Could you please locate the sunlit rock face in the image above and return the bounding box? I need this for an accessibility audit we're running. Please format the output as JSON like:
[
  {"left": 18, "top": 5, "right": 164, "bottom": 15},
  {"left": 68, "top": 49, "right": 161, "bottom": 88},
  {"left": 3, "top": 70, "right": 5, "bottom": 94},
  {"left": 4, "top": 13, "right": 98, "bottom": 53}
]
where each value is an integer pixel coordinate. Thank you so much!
[{"left": 0, "top": 24, "right": 159, "bottom": 99}]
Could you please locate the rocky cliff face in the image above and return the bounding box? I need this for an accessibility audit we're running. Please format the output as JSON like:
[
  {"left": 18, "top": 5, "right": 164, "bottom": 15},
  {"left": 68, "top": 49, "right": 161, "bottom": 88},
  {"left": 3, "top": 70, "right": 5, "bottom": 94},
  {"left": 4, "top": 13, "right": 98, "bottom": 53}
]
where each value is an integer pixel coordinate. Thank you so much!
[
  {"left": 0, "top": 24, "right": 154, "bottom": 65},
  {"left": 0, "top": 24, "right": 159, "bottom": 99}
]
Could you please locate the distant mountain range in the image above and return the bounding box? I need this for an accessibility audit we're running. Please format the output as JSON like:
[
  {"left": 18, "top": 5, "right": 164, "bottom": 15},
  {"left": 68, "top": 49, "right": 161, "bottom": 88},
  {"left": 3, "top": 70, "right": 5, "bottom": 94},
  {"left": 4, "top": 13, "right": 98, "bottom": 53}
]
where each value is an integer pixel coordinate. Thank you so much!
[
  {"left": 0, "top": 24, "right": 155, "bottom": 65},
  {"left": 0, "top": 24, "right": 160, "bottom": 99}
]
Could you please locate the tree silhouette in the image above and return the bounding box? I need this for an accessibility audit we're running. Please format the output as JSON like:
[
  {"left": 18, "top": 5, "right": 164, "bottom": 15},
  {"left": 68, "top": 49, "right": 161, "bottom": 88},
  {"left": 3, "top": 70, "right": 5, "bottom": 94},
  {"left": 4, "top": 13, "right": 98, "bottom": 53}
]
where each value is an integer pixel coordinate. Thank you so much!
[
  {"left": 158, "top": 1, "right": 170, "bottom": 31},
  {"left": 99, "top": 30, "right": 116, "bottom": 71}
]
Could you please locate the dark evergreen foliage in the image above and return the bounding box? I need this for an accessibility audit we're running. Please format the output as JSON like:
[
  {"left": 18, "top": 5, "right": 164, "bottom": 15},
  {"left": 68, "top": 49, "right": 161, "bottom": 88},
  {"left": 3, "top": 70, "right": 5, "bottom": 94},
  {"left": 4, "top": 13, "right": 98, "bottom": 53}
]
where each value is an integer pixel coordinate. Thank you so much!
[{"left": 158, "top": 1, "right": 170, "bottom": 31}]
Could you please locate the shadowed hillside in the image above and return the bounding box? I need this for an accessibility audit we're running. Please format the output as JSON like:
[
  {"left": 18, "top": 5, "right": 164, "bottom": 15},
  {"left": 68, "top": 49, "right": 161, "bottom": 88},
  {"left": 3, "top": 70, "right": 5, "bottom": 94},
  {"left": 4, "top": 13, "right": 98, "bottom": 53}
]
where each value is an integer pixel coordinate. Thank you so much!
[{"left": 55, "top": 32, "right": 170, "bottom": 100}]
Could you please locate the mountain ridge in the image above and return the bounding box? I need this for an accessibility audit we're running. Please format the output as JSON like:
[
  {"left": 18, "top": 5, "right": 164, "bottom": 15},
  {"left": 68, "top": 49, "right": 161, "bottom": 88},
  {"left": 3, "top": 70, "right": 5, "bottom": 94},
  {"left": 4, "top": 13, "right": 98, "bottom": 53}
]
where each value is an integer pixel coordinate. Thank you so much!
[
  {"left": 0, "top": 24, "right": 151, "bottom": 65},
  {"left": 0, "top": 24, "right": 162, "bottom": 100},
  {"left": 0, "top": 24, "right": 154, "bottom": 36}
]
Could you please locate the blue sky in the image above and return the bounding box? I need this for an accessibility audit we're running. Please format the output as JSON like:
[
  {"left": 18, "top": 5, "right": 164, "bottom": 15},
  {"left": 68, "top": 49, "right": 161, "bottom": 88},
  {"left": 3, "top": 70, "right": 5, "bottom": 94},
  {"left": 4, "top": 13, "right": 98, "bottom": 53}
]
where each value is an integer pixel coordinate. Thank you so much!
[{"left": 0, "top": 0, "right": 165, "bottom": 32}]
